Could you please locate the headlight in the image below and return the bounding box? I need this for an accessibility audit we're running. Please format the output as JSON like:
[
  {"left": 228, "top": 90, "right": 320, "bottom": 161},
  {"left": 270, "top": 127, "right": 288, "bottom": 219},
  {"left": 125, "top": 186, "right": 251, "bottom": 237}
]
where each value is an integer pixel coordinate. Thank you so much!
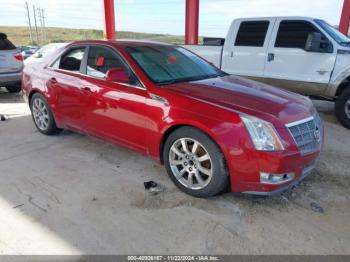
[{"left": 241, "top": 115, "right": 284, "bottom": 151}]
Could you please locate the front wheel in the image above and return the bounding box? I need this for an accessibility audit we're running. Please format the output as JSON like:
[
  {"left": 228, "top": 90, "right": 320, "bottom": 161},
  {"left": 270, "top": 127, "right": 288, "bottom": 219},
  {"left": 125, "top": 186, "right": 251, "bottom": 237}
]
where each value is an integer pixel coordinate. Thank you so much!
[
  {"left": 163, "top": 127, "right": 229, "bottom": 198},
  {"left": 335, "top": 88, "right": 350, "bottom": 129}
]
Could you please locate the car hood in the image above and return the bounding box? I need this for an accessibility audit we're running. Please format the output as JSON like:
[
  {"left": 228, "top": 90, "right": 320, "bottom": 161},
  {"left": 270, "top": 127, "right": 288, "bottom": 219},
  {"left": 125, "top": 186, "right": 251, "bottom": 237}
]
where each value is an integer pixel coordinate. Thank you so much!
[{"left": 163, "top": 75, "right": 315, "bottom": 128}]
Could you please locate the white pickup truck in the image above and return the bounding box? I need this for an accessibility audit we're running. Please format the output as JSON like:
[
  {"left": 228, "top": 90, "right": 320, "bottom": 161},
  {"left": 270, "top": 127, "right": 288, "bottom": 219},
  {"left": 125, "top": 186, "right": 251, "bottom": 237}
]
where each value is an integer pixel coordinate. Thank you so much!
[{"left": 183, "top": 17, "right": 350, "bottom": 129}]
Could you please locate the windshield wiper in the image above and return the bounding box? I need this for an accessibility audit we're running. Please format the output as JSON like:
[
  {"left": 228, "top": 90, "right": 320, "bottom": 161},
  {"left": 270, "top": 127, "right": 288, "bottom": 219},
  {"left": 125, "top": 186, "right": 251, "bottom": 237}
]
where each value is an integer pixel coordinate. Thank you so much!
[{"left": 157, "top": 73, "right": 225, "bottom": 86}]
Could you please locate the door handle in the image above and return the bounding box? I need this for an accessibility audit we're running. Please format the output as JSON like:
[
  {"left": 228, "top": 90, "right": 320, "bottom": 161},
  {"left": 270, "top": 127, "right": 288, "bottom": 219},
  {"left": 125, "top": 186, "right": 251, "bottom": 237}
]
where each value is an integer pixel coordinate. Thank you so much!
[
  {"left": 81, "top": 86, "right": 93, "bottom": 95},
  {"left": 267, "top": 53, "right": 275, "bottom": 62},
  {"left": 49, "top": 77, "right": 58, "bottom": 84}
]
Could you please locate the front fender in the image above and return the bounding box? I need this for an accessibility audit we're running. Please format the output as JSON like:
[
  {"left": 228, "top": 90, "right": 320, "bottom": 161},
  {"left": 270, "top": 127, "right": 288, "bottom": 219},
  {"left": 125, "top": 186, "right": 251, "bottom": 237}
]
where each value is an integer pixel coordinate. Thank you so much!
[{"left": 325, "top": 68, "right": 350, "bottom": 97}]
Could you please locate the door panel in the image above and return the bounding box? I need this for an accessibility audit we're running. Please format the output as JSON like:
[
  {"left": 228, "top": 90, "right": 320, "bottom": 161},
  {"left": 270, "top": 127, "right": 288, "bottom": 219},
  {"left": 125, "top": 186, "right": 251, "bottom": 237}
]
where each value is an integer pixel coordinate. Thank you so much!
[
  {"left": 222, "top": 18, "right": 276, "bottom": 77},
  {"left": 48, "top": 46, "right": 88, "bottom": 131},
  {"left": 79, "top": 45, "right": 152, "bottom": 151},
  {"left": 50, "top": 70, "right": 89, "bottom": 131},
  {"left": 264, "top": 19, "right": 336, "bottom": 95},
  {"left": 81, "top": 76, "right": 150, "bottom": 152}
]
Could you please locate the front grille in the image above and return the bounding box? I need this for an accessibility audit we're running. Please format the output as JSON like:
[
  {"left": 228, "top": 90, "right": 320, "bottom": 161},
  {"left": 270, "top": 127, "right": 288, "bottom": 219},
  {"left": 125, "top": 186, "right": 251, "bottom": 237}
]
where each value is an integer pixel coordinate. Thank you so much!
[{"left": 286, "top": 114, "right": 323, "bottom": 155}]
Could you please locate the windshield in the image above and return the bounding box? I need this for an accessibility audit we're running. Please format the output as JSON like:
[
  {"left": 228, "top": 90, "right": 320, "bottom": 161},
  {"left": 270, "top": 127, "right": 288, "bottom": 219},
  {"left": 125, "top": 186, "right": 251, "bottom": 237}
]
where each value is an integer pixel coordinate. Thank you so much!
[
  {"left": 37, "top": 43, "right": 67, "bottom": 57},
  {"left": 124, "top": 45, "right": 226, "bottom": 85},
  {"left": 315, "top": 19, "right": 350, "bottom": 46}
]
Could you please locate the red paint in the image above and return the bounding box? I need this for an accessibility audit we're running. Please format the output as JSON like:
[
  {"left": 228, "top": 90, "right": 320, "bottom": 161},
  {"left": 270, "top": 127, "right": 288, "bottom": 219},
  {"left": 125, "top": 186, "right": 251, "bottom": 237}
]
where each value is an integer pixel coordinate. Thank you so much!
[
  {"left": 22, "top": 40, "right": 323, "bottom": 194},
  {"left": 185, "top": 0, "right": 199, "bottom": 45},
  {"left": 339, "top": 0, "right": 350, "bottom": 35},
  {"left": 103, "top": 0, "right": 116, "bottom": 40}
]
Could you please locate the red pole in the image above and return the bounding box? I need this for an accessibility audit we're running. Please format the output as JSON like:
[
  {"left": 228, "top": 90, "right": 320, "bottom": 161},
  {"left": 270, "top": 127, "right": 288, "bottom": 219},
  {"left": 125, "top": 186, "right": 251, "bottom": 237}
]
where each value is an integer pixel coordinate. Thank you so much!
[
  {"left": 339, "top": 0, "right": 350, "bottom": 35},
  {"left": 185, "top": 0, "right": 199, "bottom": 45},
  {"left": 103, "top": 0, "right": 116, "bottom": 40}
]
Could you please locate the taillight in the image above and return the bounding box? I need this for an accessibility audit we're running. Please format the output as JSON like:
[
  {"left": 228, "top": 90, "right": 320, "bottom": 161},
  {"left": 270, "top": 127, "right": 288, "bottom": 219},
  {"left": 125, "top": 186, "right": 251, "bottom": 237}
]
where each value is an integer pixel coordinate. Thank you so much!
[{"left": 14, "top": 53, "right": 23, "bottom": 61}]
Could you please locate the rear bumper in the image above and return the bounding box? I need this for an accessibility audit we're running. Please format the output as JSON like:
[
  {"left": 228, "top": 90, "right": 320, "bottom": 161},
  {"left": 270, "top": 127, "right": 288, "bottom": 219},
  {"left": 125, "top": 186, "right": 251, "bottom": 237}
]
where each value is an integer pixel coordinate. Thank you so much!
[{"left": 0, "top": 71, "right": 22, "bottom": 86}]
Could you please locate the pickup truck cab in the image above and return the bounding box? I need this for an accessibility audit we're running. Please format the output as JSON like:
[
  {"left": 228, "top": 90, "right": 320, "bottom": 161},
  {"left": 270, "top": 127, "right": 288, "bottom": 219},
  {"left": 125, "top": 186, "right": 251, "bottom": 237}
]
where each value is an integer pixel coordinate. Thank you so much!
[{"left": 184, "top": 17, "right": 350, "bottom": 129}]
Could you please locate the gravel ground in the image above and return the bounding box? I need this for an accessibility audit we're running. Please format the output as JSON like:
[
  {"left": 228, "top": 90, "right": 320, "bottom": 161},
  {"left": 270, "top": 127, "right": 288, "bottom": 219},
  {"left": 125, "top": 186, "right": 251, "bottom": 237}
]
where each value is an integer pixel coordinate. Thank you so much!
[{"left": 0, "top": 87, "right": 349, "bottom": 255}]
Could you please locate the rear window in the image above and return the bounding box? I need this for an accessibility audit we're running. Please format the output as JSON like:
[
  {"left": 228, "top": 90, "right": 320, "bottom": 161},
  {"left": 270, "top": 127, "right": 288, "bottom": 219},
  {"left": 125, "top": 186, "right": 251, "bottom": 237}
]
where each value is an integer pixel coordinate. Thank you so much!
[
  {"left": 0, "top": 36, "right": 16, "bottom": 50},
  {"left": 235, "top": 21, "right": 270, "bottom": 47}
]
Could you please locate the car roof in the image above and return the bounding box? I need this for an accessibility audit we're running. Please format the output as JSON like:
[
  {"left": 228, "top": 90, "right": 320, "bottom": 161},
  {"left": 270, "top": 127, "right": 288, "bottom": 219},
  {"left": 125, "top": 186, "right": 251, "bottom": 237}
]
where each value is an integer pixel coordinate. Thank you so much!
[{"left": 67, "top": 39, "right": 172, "bottom": 48}]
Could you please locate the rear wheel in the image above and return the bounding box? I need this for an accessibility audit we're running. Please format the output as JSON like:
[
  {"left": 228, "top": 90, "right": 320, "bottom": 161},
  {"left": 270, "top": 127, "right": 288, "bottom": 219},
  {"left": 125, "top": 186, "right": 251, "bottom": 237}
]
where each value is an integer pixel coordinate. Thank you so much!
[
  {"left": 163, "top": 127, "right": 228, "bottom": 198},
  {"left": 30, "top": 93, "right": 61, "bottom": 135},
  {"left": 335, "top": 88, "right": 350, "bottom": 129},
  {"left": 5, "top": 85, "right": 21, "bottom": 93}
]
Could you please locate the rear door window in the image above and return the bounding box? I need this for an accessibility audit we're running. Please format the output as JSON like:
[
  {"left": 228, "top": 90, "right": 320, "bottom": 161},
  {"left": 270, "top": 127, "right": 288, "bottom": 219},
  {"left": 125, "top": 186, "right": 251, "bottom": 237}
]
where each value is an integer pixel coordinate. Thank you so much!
[
  {"left": 0, "top": 36, "right": 16, "bottom": 51},
  {"left": 58, "top": 47, "right": 86, "bottom": 72},
  {"left": 235, "top": 21, "right": 270, "bottom": 47}
]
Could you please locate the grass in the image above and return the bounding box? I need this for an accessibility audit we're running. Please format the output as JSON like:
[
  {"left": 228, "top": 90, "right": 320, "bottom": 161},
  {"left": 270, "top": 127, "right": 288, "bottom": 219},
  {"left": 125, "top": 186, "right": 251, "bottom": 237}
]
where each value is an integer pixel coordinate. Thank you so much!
[{"left": 0, "top": 26, "right": 203, "bottom": 46}]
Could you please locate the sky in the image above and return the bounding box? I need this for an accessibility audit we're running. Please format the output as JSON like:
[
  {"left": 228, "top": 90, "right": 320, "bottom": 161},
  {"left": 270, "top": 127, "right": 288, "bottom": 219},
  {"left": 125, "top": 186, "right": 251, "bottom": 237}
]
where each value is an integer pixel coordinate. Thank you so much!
[{"left": 0, "top": 0, "right": 345, "bottom": 37}]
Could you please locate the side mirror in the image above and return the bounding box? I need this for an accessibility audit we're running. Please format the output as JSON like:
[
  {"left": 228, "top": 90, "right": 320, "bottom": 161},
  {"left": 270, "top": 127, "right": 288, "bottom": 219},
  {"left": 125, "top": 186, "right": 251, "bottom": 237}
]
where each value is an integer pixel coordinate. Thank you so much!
[
  {"left": 305, "top": 32, "right": 332, "bottom": 53},
  {"left": 33, "top": 52, "right": 42, "bottom": 58},
  {"left": 105, "top": 67, "right": 130, "bottom": 83}
]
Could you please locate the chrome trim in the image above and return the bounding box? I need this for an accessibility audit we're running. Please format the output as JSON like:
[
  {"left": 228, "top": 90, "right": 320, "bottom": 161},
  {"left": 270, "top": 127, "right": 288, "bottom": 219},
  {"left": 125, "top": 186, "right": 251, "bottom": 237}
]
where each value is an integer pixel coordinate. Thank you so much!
[
  {"left": 47, "top": 67, "right": 146, "bottom": 91},
  {"left": 285, "top": 116, "right": 314, "bottom": 128},
  {"left": 46, "top": 43, "right": 146, "bottom": 90},
  {"left": 285, "top": 114, "right": 322, "bottom": 156},
  {"left": 150, "top": 93, "right": 168, "bottom": 104}
]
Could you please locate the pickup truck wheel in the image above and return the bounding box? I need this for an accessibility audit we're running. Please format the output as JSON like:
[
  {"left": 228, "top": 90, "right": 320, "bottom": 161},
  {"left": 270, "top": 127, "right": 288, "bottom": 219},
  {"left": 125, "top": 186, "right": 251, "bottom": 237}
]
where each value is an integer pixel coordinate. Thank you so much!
[
  {"left": 30, "top": 93, "right": 61, "bottom": 135},
  {"left": 335, "top": 88, "right": 350, "bottom": 129},
  {"left": 163, "top": 127, "right": 228, "bottom": 198},
  {"left": 5, "top": 85, "right": 21, "bottom": 93}
]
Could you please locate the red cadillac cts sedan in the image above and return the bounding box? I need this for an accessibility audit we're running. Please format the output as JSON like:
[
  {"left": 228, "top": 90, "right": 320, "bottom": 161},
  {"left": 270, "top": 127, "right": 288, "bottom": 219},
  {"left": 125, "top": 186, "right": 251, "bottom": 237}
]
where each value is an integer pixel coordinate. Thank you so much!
[{"left": 22, "top": 40, "right": 324, "bottom": 198}]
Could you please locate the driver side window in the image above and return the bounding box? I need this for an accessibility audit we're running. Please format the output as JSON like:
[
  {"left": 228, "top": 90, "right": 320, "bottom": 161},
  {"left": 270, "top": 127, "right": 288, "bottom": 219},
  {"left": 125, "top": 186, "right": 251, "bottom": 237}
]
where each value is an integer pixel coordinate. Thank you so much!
[
  {"left": 86, "top": 46, "right": 126, "bottom": 78},
  {"left": 85, "top": 45, "right": 142, "bottom": 87}
]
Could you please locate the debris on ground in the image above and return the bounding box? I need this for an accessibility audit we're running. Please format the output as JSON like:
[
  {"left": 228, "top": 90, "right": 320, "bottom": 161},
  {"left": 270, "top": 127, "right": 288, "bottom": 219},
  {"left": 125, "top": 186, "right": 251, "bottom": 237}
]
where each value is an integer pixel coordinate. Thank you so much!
[
  {"left": 310, "top": 202, "right": 324, "bottom": 213},
  {"left": 144, "top": 181, "right": 165, "bottom": 195},
  {"left": 13, "top": 204, "right": 24, "bottom": 209},
  {"left": 0, "top": 115, "right": 9, "bottom": 121}
]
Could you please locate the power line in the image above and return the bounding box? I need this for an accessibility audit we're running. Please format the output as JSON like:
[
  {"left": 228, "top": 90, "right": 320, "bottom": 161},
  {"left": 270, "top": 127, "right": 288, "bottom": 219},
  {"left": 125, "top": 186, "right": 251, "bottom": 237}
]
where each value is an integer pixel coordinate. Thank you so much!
[
  {"left": 24, "top": 1, "right": 34, "bottom": 45},
  {"left": 32, "top": 5, "right": 39, "bottom": 45}
]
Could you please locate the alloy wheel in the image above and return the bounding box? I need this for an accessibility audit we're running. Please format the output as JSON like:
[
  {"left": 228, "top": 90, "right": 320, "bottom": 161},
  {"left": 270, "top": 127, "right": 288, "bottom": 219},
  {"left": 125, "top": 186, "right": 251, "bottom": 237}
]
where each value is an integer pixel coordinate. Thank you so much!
[
  {"left": 32, "top": 98, "right": 50, "bottom": 131},
  {"left": 169, "top": 138, "right": 213, "bottom": 190}
]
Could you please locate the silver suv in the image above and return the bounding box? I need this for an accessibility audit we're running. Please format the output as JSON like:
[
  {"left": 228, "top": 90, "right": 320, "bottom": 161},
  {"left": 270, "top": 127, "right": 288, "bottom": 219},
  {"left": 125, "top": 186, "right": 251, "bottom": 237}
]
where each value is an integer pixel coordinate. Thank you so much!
[{"left": 0, "top": 33, "right": 24, "bottom": 93}]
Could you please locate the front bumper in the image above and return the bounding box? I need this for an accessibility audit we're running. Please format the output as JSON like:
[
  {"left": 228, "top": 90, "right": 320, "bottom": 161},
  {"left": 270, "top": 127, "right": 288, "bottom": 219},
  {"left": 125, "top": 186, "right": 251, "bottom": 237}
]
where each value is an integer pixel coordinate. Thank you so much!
[
  {"left": 226, "top": 115, "right": 323, "bottom": 194},
  {"left": 242, "top": 159, "right": 317, "bottom": 196},
  {"left": 0, "top": 71, "right": 22, "bottom": 86}
]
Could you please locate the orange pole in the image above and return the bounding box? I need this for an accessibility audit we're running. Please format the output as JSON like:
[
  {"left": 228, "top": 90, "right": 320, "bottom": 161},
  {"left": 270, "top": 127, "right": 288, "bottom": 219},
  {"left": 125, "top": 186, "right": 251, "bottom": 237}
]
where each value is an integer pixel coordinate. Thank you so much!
[
  {"left": 103, "top": 0, "right": 116, "bottom": 39},
  {"left": 339, "top": 0, "right": 350, "bottom": 35},
  {"left": 185, "top": 0, "right": 199, "bottom": 44}
]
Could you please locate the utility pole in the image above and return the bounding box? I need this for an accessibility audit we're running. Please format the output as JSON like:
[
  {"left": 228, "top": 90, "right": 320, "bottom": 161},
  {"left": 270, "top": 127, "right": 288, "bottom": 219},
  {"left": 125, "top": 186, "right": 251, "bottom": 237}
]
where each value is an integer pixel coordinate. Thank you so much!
[
  {"left": 41, "top": 8, "right": 47, "bottom": 43},
  {"left": 32, "top": 5, "right": 39, "bottom": 45},
  {"left": 37, "top": 8, "right": 44, "bottom": 44},
  {"left": 25, "top": 2, "right": 34, "bottom": 45}
]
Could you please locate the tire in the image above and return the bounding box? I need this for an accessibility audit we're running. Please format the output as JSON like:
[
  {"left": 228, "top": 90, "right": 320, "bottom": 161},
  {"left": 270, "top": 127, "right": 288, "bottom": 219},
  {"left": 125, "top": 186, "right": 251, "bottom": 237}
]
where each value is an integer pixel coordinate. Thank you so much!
[
  {"left": 163, "top": 126, "right": 229, "bottom": 198},
  {"left": 335, "top": 88, "right": 350, "bottom": 129},
  {"left": 30, "top": 93, "right": 61, "bottom": 135},
  {"left": 5, "top": 85, "right": 21, "bottom": 93}
]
